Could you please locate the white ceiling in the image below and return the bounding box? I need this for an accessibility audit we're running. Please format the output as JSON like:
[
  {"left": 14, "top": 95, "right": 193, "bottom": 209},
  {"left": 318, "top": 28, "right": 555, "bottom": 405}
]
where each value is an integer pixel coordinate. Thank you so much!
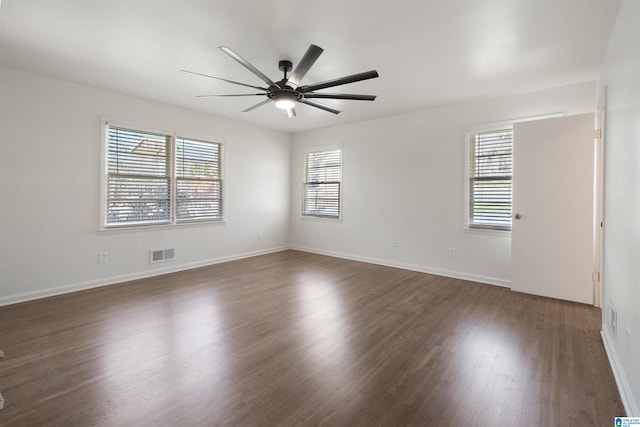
[{"left": 0, "top": 0, "right": 621, "bottom": 134}]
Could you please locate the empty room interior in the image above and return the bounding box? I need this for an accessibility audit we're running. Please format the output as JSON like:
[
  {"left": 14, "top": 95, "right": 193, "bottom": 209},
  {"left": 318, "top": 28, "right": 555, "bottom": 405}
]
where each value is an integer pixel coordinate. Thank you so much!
[{"left": 0, "top": 0, "right": 639, "bottom": 425}]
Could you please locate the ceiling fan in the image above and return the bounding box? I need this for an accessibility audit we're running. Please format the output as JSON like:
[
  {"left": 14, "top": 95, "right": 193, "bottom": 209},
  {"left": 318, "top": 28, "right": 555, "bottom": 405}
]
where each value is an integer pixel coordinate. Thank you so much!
[{"left": 181, "top": 44, "right": 379, "bottom": 118}]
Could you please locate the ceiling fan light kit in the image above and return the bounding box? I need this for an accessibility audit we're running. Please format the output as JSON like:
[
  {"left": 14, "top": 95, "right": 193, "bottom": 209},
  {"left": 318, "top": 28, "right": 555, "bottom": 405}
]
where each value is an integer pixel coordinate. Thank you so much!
[
  {"left": 182, "top": 44, "right": 379, "bottom": 118},
  {"left": 273, "top": 93, "right": 296, "bottom": 110}
]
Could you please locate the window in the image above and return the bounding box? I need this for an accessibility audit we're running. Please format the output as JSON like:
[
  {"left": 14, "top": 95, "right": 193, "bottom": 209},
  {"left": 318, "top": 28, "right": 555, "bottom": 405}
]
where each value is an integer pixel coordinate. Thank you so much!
[
  {"left": 468, "top": 127, "right": 513, "bottom": 231},
  {"left": 303, "top": 148, "right": 341, "bottom": 219},
  {"left": 176, "top": 137, "right": 222, "bottom": 222},
  {"left": 104, "top": 122, "right": 222, "bottom": 228},
  {"left": 106, "top": 126, "right": 171, "bottom": 226}
]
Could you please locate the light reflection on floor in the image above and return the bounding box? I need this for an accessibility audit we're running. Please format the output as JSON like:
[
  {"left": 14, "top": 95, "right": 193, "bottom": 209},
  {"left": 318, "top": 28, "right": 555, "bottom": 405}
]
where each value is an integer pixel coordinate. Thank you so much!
[
  {"left": 296, "top": 272, "right": 352, "bottom": 389},
  {"left": 449, "top": 320, "right": 533, "bottom": 418},
  {"left": 97, "top": 293, "right": 229, "bottom": 416}
]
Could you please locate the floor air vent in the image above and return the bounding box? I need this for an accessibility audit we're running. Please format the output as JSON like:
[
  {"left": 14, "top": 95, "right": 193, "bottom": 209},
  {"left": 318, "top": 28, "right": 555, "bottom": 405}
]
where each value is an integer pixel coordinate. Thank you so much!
[{"left": 150, "top": 248, "right": 175, "bottom": 264}]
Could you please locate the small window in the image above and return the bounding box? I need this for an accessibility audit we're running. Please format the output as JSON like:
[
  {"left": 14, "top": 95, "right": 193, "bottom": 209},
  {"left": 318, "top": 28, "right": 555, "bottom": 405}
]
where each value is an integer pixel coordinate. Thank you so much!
[
  {"left": 303, "top": 148, "right": 341, "bottom": 219},
  {"left": 468, "top": 127, "right": 513, "bottom": 231},
  {"left": 103, "top": 122, "right": 223, "bottom": 228}
]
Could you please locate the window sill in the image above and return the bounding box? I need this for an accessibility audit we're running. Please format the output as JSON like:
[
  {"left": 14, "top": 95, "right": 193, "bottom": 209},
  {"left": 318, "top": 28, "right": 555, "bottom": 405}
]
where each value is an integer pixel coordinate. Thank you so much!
[
  {"left": 299, "top": 215, "right": 343, "bottom": 223},
  {"left": 99, "top": 219, "right": 226, "bottom": 233},
  {"left": 464, "top": 226, "right": 511, "bottom": 237}
]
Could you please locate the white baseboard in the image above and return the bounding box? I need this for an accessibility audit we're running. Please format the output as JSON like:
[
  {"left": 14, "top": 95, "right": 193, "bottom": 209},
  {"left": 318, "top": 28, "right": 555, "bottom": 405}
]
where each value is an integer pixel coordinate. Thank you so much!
[
  {"left": 601, "top": 329, "right": 639, "bottom": 416},
  {"left": 0, "top": 246, "right": 289, "bottom": 307},
  {"left": 290, "top": 245, "right": 511, "bottom": 288},
  {"left": 1, "top": 245, "right": 510, "bottom": 306},
  {"left": 4, "top": 244, "right": 633, "bottom": 416}
]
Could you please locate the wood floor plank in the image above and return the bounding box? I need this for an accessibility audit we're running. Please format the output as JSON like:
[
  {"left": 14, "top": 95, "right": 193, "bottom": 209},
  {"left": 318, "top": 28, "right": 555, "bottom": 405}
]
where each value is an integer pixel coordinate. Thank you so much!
[{"left": 0, "top": 250, "right": 625, "bottom": 426}]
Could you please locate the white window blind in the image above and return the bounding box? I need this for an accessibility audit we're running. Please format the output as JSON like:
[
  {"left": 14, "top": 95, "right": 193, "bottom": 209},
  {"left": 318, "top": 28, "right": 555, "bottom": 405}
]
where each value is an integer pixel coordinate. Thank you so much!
[
  {"left": 303, "top": 148, "right": 341, "bottom": 219},
  {"left": 176, "top": 137, "right": 222, "bottom": 222},
  {"left": 104, "top": 123, "right": 223, "bottom": 228},
  {"left": 469, "top": 128, "right": 513, "bottom": 230},
  {"left": 107, "top": 126, "right": 171, "bottom": 226}
]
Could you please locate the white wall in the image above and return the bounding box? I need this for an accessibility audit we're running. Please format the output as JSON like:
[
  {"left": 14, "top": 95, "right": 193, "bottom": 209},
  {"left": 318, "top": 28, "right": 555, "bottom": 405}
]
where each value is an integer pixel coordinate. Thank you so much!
[
  {"left": 600, "top": 0, "right": 640, "bottom": 416},
  {"left": 0, "top": 67, "right": 599, "bottom": 305},
  {"left": 291, "top": 82, "right": 596, "bottom": 286},
  {"left": 0, "top": 66, "right": 292, "bottom": 306}
]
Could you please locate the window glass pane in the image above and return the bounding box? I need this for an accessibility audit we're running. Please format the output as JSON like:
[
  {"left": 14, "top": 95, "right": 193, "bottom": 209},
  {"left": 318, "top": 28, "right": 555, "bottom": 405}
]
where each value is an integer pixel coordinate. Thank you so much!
[
  {"left": 470, "top": 179, "right": 512, "bottom": 228},
  {"left": 471, "top": 129, "right": 513, "bottom": 178}
]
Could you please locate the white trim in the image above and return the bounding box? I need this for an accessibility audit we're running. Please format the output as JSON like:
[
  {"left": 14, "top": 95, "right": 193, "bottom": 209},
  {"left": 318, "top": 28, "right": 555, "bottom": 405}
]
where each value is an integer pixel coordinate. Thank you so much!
[
  {"left": 601, "top": 329, "right": 639, "bottom": 416},
  {"left": 593, "top": 91, "right": 605, "bottom": 308},
  {"left": 301, "top": 143, "right": 342, "bottom": 155},
  {"left": 98, "top": 116, "right": 109, "bottom": 230},
  {"left": 470, "top": 112, "right": 565, "bottom": 132},
  {"left": 299, "top": 215, "right": 343, "bottom": 223},
  {"left": 97, "top": 218, "right": 226, "bottom": 234},
  {"left": 290, "top": 245, "right": 511, "bottom": 288},
  {"left": 170, "top": 130, "right": 177, "bottom": 223},
  {"left": 463, "top": 227, "right": 511, "bottom": 238},
  {"left": 0, "top": 247, "right": 289, "bottom": 307}
]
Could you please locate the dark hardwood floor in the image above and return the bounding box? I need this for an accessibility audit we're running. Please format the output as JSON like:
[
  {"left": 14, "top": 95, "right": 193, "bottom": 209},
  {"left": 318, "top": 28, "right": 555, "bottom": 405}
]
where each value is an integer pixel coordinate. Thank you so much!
[{"left": 0, "top": 250, "right": 624, "bottom": 426}]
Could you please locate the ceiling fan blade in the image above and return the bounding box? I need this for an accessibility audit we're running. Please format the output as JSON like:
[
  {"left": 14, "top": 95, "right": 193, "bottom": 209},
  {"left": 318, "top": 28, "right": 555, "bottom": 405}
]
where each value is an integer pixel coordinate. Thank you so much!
[
  {"left": 196, "top": 93, "right": 265, "bottom": 98},
  {"left": 181, "top": 69, "right": 267, "bottom": 91},
  {"left": 299, "top": 99, "right": 341, "bottom": 115},
  {"left": 287, "top": 107, "right": 296, "bottom": 118},
  {"left": 219, "top": 46, "right": 275, "bottom": 86},
  {"left": 286, "top": 44, "right": 324, "bottom": 90},
  {"left": 304, "top": 93, "right": 376, "bottom": 101},
  {"left": 242, "top": 99, "right": 273, "bottom": 113},
  {"left": 299, "top": 70, "right": 379, "bottom": 93}
]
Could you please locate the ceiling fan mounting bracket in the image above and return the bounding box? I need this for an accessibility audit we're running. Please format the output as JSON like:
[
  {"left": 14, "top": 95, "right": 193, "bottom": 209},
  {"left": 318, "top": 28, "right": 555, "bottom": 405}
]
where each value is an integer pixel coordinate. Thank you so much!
[{"left": 278, "top": 60, "right": 293, "bottom": 74}]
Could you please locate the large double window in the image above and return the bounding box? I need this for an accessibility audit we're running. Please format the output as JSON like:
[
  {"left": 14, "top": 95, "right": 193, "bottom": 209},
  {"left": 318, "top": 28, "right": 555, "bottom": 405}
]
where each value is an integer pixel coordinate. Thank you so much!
[
  {"left": 103, "top": 122, "right": 222, "bottom": 228},
  {"left": 467, "top": 127, "right": 513, "bottom": 231}
]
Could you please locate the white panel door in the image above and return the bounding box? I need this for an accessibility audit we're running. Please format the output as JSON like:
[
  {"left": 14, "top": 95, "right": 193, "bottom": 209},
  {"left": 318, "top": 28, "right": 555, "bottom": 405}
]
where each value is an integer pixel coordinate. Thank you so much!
[{"left": 511, "top": 114, "right": 595, "bottom": 304}]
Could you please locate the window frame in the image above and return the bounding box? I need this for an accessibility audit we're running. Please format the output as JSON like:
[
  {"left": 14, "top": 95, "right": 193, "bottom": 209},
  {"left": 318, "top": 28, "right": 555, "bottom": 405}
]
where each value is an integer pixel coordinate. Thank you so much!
[
  {"left": 465, "top": 124, "right": 514, "bottom": 232},
  {"left": 301, "top": 145, "right": 343, "bottom": 221},
  {"left": 175, "top": 135, "right": 224, "bottom": 224},
  {"left": 100, "top": 119, "right": 225, "bottom": 231}
]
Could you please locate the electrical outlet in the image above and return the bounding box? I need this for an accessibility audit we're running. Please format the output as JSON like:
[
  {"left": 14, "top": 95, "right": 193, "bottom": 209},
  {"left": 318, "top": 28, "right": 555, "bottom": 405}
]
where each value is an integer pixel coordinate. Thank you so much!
[
  {"left": 257, "top": 232, "right": 263, "bottom": 240},
  {"left": 98, "top": 252, "right": 108, "bottom": 264},
  {"left": 392, "top": 240, "right": 399, "bottom": 248},
  {"left": 449, "top": 248, "right": 457, "bottom": 258}
]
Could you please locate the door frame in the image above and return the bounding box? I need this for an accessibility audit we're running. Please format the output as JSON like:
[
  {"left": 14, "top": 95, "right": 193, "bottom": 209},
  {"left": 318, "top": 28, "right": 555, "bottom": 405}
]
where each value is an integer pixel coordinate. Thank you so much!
[{"left": 593, "top": 89, "right": 606, "bottom": 308}]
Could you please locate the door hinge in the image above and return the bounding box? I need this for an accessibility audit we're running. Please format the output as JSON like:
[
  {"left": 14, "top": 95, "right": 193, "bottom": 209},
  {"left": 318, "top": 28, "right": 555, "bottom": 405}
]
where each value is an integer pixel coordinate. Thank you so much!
[
  {"left": 592, "top": 271, "right": 600, "bottom": 282},
  {"left": 594, "top": 129, "right": 603, "bottom": 139}
]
